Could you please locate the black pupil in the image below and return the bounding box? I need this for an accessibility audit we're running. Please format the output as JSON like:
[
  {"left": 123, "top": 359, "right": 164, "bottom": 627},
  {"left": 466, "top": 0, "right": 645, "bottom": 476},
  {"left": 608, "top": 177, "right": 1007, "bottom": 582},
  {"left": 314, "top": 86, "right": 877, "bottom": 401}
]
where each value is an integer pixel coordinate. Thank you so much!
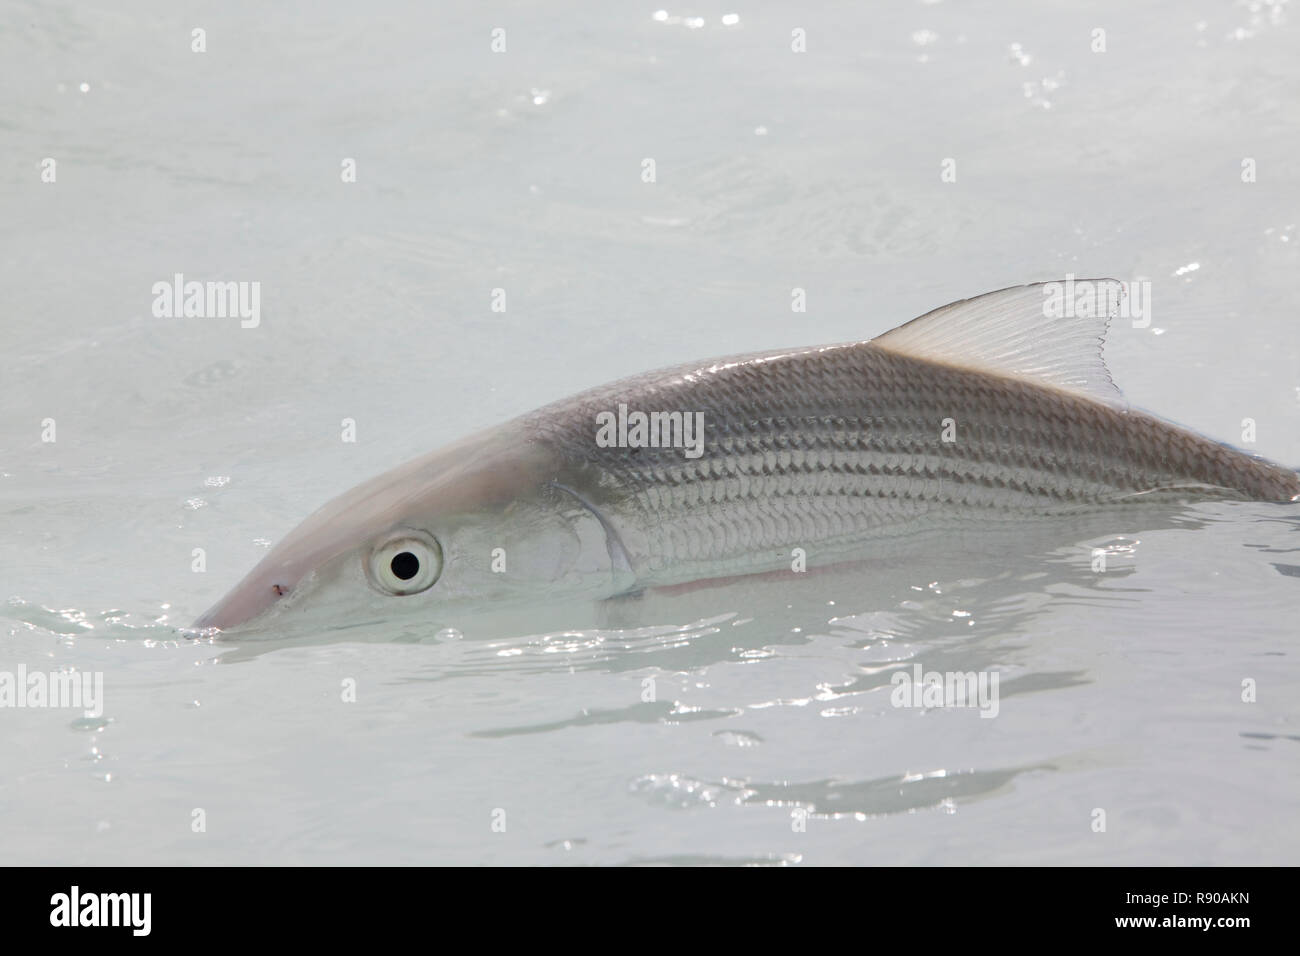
[{"left": 390, "top": 551, "right": 420, "bottom": 581}]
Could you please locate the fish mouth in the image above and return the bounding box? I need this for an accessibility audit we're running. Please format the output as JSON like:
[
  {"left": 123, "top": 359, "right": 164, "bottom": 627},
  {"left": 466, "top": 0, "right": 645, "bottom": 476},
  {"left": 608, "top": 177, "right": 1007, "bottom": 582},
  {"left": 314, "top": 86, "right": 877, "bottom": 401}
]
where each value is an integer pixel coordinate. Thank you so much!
[{"left": 192, "top": 576, "right": 293, "bottom": 632}]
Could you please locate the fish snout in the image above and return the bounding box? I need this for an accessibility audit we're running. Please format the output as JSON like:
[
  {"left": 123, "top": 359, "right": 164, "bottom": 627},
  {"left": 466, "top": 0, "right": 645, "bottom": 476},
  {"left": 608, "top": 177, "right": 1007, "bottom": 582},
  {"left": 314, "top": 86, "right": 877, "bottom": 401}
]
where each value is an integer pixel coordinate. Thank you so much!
[{"left": 192, "top": 575, "right": 292, "bottom": 631}]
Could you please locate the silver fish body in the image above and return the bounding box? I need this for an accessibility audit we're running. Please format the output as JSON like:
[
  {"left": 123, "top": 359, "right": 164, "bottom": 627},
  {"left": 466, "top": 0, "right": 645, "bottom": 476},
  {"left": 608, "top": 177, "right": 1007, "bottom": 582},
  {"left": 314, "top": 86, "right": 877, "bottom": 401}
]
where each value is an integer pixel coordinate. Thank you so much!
[
  {"left": 192, "top": 281, "right": 1299, "bottom": 632},
  {"left": 522, "top": 341, "right": 1300, "bottom": 589}
]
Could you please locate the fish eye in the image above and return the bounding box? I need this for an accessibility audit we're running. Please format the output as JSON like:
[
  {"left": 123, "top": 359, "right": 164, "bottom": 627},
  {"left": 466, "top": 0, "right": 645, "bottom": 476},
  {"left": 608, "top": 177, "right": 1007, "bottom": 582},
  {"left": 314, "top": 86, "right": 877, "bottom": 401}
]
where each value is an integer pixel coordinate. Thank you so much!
[{"left": 366, "top": 530, "right": 442, "bottom": 596}]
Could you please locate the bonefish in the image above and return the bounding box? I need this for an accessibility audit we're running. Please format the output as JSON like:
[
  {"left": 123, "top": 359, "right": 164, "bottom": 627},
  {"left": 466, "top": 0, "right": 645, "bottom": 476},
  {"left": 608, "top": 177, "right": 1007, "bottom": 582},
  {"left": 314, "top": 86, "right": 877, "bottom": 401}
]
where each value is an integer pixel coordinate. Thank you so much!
[{"left": 193, "top": 280, "right": 1299, "bottom": 632}]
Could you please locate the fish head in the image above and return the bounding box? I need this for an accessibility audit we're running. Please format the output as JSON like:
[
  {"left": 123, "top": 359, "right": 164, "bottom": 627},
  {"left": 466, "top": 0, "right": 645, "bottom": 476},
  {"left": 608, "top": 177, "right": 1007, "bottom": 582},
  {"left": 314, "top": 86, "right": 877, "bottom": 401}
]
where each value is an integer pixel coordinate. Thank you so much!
[{"left": 191, "top": 425, "right": 625, "bottom": 635}]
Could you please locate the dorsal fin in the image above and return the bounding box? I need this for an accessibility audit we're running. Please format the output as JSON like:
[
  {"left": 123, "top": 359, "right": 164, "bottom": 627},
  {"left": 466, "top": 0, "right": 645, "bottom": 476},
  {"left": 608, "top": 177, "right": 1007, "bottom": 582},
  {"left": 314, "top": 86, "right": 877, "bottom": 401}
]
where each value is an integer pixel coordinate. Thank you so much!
[{"left": 872, "top": 279, "right": 1127, "bottom": 405}]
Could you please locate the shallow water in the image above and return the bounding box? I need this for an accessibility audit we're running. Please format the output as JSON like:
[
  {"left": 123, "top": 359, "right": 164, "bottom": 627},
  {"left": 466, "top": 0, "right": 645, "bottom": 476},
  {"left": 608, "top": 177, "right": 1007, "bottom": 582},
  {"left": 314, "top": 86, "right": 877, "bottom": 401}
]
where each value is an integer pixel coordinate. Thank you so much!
[{"left": 2, "top": 1, "right": 1298, "bottom": 865}]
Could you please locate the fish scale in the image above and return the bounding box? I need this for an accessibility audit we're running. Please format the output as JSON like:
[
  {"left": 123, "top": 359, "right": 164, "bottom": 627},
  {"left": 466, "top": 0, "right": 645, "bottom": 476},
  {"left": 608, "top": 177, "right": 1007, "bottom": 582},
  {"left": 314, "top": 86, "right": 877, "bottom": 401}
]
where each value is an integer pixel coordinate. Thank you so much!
[{"left": 525, "top": 340, "right": 1299, "bottom": 583}]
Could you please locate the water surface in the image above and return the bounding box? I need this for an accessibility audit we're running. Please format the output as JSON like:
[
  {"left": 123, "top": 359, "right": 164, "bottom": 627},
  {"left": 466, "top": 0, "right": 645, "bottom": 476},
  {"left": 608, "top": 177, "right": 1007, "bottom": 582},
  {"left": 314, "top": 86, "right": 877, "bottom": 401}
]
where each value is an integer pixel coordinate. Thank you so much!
[{"left": 2, "top": 0, "right": 1298, "bottom": 865}]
